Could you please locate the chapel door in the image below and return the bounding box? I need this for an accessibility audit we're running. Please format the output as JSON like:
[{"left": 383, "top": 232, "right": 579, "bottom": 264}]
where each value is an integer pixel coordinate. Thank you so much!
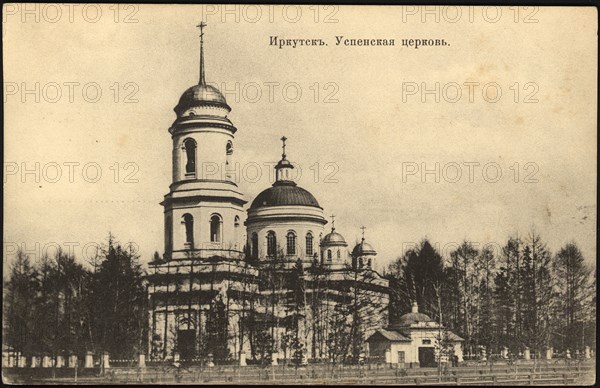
[{"left": 418, "top": 347, "right": 436, "bottom": 367}]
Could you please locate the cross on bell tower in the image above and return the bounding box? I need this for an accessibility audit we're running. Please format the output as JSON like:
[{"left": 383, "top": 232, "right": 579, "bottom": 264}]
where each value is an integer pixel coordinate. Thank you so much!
[
  {"left": 330, "top": 214, "right": 336, "bottom": 232},
  {"left": 360, "top": 226, "right": 366, "bottom": 241},
  {"left": 197, "top": 21, "right": 207, "bottom": 86}
]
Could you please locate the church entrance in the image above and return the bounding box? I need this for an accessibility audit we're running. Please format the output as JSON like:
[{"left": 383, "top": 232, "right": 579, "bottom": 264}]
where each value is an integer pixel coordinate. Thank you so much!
[
  {"left": 177, "top": 329, "right": 196, "bottom": 361},
  {"left": 418, "top": 347, "right": 436, "bottom": 367}
]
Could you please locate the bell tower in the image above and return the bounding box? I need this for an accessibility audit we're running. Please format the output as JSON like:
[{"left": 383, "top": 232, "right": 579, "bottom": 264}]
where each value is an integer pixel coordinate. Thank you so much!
[{"left": 161, "top": 23, "right": 246, "bottom": 260}]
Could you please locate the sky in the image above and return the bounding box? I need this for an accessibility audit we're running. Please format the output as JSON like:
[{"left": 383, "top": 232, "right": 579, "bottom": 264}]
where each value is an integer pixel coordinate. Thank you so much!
[{"left": 3, "top": 5, "right": 597, "bottom": 271}]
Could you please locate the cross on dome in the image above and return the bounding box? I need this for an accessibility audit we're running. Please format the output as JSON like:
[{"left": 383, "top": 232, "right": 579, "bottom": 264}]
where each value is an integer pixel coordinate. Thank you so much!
[
  {"left": 281, "top": 136, "right": 288, "bottom": 159},
  {"left": 196, "top": 21, "right": 207, "bottom": 86}
]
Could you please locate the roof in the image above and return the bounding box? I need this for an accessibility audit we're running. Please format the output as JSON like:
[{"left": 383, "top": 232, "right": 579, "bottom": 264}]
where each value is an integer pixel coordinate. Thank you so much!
[
  {"left": 322, "top": 230, "right": 348, "bottom": 246},
  {"left": 352, "top": 240, "right": 377, "bottom": 256},
  {"left": 250, "top": 181, "right": 320, "bottom": 209},
  {"left": 174, "top": 84, "right": 230, "bottom": 115},
  {"left": 396, "top": 312, "right": 433, "bottom": 326},
  {"left": 368, "top": 329, "right": 411, "bottom": 342},
  {"left": 446, "top": 332, "right": 464, "bottom": 342}
]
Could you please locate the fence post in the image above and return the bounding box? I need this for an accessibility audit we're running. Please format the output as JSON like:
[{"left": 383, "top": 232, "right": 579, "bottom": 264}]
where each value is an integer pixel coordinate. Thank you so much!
[
  {"left": 85, "top": 352, "right": 94, "bottom": 368},
  {"left": 69, "top": 354, "right": 78, "bottom": 369},
  {"left": 138, "top": 353, "right": 146, "bottom": 369},
  {"left": 102, "top": 351, "right": 110, "bottom": 370}
]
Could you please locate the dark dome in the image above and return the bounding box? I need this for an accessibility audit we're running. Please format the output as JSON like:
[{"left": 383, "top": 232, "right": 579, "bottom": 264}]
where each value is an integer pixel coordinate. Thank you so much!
[
  {"left": 352, "top": 240, "right": 377, "bottom": 256},
  {"left": 250, "top": 181, "right": 320, "bottom": 209},
  {"left": 174, "top": 84, "right": 230, "bottom": 115},
  {"left": 322, "top": 231, "right": 348, "bottom": 246},
  {"left": 396, "top": 312, "right": 433, "bottom": 326}
]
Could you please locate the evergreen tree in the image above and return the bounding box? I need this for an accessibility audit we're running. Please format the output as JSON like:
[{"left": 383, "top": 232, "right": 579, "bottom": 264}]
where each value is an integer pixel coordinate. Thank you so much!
[
  {"left": 90, "top": 235, "right": 147, "bottom": 358},
  {"left": 554, "top": 242, "right": 594, "bottom": 351},
  {"left": 3, "top": 250, "right": 38, "bottom": 357}
]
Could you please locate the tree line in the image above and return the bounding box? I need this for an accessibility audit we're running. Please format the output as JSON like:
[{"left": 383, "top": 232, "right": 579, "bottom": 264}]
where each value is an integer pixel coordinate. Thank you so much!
[
  {"left": 385, "top": 231, "right": 596, "bottom": 358},
  {"left": 3, "top": 234, "right": 147, "bottom": 361},
  {"left": 3, "top": 230, "right": 596, "bottom": 363}
]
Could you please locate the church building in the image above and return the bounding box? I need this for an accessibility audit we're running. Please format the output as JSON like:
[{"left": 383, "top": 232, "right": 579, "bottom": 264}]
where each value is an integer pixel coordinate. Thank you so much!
[{"left": 146, "top": 24, "right": 390, "bottom": 364}]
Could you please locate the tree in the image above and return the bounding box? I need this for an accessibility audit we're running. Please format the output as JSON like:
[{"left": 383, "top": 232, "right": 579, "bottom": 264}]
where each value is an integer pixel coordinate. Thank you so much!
[
  {"left": 90, "top": 235, "right": 147, "bottom": 359},
  {"left": 494, "top": 236, "right": 523, "bottom": 353},
  {"left": 448, "top": 241, "right": 479, "bottom": 356},
  {"left": 204, "top": 291, "right": 230, "bottom": 361},
  {"left": 554, "top": 242, "right": 594, "bottom": 351},
  {"left": 519, "top": 231, "right": 555, "bottom": 359},
  {"left": 326, "top": 301, "right": 352, "bottom": 366},
  {"left": 387, "top": 240, "right": 448, "bottom": 323},
  {"left": 477, "top": 246, "right": 497, "bottom": 353},
  {"left": 3, "top": 250, "right": 38, "bottom": 358},
  {"left": 446, "top": 242, "right": 498, "bottom": 356}
]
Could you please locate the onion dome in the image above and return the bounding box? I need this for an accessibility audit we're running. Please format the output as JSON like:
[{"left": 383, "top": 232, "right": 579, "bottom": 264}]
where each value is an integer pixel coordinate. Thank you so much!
[
  {"left": 250, "top": 136, "right": 321, "bottom": 210},
  {"left": 352, "top": 226, "right": 377, "bottom": 256},
  {"left": 321, "top": 216, "right": 348, "bottom": 246},
  {"left": 352, "top": 239, "right": 377, "bottom": 256},
  {"left": 174, "top": 84, "right": 230, "bottom": 115},
  {"left": 322, "top": 231, "right": 348, "bottom": 246}
]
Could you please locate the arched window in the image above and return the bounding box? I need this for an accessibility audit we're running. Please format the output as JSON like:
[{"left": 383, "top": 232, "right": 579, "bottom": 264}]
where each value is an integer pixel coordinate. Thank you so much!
[
  {"left": 251, "top": 233, "right": 259, "bottom": 259},
  {"left": 226, "top": 141, "right": 233, "bottom": 155},
  {"left": 182, "top": 214, "right": 194, "bottom": 245},
  {"left": 305, "top": 233, "right": 313, "bottom": 256},
  {"left": 337, "top": 250, "right": 341, "bottom": 260},
  {"left": 367, "top": 258, "right": 372, "bottom": 268},
  {"left": 286, "top": 231, "right": 296, "bottom": 255},
  {"left": 267, "top": 231, "right": 277, "bottom": 257},
  {"left": 183, "top": 138, "right": 196, "bottom": 175},
  {"left": 327, "top": 249, "right": 332, "bottom": 262},
  {"left": 165, "top": 214, "right": 173, "bottom": 252},
  {"left": 210, "top": 214, "right": 222, "bottom": 242},
  {"left": 234, "top": 216, "right": 240, "bottom": 228}
]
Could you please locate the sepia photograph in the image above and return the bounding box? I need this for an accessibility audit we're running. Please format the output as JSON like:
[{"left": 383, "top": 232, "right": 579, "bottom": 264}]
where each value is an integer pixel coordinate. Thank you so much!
[{"left": 2, "top": 4, "right": 597, "bottom": 385}]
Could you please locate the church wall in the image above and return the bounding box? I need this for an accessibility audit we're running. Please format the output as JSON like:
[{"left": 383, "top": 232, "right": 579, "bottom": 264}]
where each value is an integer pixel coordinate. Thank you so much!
[
  {"left": 320, "top": 245, "right": 349, "bottom": 266},
  {"left": 246, "top": 207, "right": 325, "bottom": 261}
]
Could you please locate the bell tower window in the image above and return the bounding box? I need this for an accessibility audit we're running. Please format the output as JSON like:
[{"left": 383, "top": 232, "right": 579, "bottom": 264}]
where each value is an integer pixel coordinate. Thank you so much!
[
  {"left": 182, "top": 214, "right": 194, "bottom": 246},
  {"left": 183, "top": 138, "right": 197, "bottom": 177},
  {"left": 165, "top": 214, "right": 173, "bottom": 252},
  {"left": 251, "top": 233, "right": 259, "bottom": 259},
  {"left": 327, "top": 249, "right": 332, "bottom": 262},
  {"left": 210, "top": 214, "right": 222, "bottom": 243}
]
